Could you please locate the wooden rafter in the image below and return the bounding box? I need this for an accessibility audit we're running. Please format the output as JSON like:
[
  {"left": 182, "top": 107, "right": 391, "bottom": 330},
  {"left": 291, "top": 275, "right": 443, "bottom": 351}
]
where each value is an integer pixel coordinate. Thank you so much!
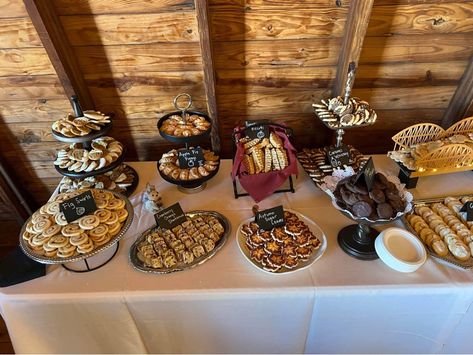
[
  {"left": 195, "top": 0, "right": 221, "bottom": 153},
  {"left": 23, "top": 0, "right": 94, "bottom": 109},
  {"left": 332, "top": 0, "right": 375, "bottom": 98},
  {"left": 441, "top": 56, "right": 473, "bottom": 128}
]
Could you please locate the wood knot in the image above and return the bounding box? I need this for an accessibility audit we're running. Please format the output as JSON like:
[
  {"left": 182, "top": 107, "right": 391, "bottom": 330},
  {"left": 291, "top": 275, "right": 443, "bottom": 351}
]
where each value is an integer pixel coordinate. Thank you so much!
[
  {"left": 335, "top": 0, "right": 342, "bottom": 7},
  {"left": 186, "top": 29, "right": 193, "bottom": 34},
  {"left": 431, "top": 17, "right": 446, "bottom": 26},
  {"left": 19, "top": 130, "right": 41, "bottom": 144},
  {"left": 425, "top": 70, "right": 433, "bottom": 83}
]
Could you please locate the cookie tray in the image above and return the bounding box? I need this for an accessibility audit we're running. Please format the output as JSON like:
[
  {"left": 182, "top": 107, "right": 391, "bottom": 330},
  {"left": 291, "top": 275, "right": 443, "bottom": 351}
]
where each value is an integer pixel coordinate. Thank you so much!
[
  {"left": 20, "top": 190, "right": 134, "bottom": 264},
  {"left": 401, "top": 195, "right": 473, "bottom": 270},
  {"left": 129, "top": 210, "right": 231, "bottom": 274}
]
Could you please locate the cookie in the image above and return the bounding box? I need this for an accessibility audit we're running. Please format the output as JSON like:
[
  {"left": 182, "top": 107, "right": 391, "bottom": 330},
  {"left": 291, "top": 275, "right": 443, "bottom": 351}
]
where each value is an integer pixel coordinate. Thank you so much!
[
  {"left": 376, "top": 203, "right": 394, "bottom": 219},
  {"left": 352, "top": 201, "right": 373, "bottom": 218}
]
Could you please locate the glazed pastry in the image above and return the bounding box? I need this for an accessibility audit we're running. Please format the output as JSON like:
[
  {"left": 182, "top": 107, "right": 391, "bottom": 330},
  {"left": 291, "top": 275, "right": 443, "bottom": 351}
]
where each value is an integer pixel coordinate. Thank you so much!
[{"left": 160, "top": 113, "right": 211, "bottom": 137}]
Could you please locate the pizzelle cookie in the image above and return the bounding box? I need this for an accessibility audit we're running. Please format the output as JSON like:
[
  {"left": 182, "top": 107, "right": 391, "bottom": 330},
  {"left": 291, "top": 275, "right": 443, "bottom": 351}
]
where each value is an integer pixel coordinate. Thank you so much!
[{"left": 22, "top": 189, "right": 129, "bottom": 259}]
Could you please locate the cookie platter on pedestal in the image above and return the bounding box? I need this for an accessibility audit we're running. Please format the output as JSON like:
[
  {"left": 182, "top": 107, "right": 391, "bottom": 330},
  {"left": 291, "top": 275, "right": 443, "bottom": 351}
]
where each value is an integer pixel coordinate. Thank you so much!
[{"left": 157, "top": 93, "right": 220, "bottom": 193}]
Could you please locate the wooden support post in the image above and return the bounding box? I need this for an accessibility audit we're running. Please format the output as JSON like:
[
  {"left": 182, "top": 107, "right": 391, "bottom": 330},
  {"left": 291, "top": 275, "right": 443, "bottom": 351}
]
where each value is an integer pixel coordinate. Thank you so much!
[
  {"left": 441, "top": 56, "right": 473, "bottom": 128},
  {"left": 195, "top": 0, "right": 221, "bottom": 153},
  {"left": 332, "top": 0, "right": 375, "bottom": 98},
  {"left": 23, "top": 0, "right": 94, "bottom": 109}
]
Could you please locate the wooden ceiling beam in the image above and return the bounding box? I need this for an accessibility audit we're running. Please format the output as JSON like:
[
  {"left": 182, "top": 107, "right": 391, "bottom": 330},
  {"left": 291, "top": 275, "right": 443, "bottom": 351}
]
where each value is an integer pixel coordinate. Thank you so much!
[
  {"left": 332, "top": 0, "right": 375, "bottom": 98},
  {"left": 23, "top": 0, "right": 94, "bottom": 109},
  {"left": 195, "top": 0, "right": 221, "bottom": 153},
  {"left": 441, "top": 56, "right": 473, "bottom": 128}
]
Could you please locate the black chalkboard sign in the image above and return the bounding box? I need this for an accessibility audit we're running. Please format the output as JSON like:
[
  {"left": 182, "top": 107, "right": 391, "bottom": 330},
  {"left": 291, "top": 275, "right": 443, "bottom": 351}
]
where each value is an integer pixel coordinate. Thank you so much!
[
  {"left": 59, "top": 190, "right": 97, "bottom": 223},
  {"left": 245, "top": 124, "right": 269, "bottom": 140},
  {"left": 256, "top": 206, "right": 285, "bottom": 231},
  {"left": 460, "top": 201, "right": 473, "bottom": 221},
  {"left": 178, "top": 148, "right": 205, "bottom": 169},
  {"left": 354, "top": 157, "right": 375, "bottom": 191},
  {"left": 327, "top": 145, "right": 351, "bottom": 168},
  {"left": 154, "top": 203, "right": 187, "bottom": 230}
]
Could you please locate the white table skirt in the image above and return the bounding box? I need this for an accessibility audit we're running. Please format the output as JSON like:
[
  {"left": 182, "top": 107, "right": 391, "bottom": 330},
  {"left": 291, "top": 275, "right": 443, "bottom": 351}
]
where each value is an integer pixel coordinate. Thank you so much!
[{"left": 1, "top": 157, "right": 473, "bottom": 353}]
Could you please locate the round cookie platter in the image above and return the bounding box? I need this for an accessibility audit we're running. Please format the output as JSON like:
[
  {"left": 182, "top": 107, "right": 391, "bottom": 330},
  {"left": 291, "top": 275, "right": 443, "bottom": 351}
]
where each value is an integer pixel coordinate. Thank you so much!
[
  {"left": 19, "top": 189, "right": 134, "bottom": 264},
  {"left": 129, "top": 210, "right": 230, "bottom": 274},
  {"left": 236, "top": 209, "right": 327, "bottom": 274}
]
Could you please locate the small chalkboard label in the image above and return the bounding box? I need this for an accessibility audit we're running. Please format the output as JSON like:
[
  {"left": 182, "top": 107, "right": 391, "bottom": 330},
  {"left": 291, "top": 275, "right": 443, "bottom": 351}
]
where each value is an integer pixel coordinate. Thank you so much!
[
  {"left": 460, "top": 202, "right": 473, "bottom": 221},
  {"left": 178, "top": 148, "right": 205, "bottom": 169},
  {"left": 154, "top": 203, "right": 187, "bottom": 230},
  {"left": 245, "top": 124, "right": 269, "bottom": 140},
  {"left": 59, "top": 190, "right": 97, "bottom": 223},
  {"left": 256, "top": 206, "right": 285, "bottom": 231},
  {"left": 327, "top": 145, "right": 351, "bottom": 168},
  {"left": 354, "top": 157, "right": 376, "bottom": 191}
]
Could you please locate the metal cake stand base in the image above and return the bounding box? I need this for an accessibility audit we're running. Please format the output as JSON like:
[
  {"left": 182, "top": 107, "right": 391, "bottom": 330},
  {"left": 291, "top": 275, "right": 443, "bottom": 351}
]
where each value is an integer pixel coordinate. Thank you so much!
[
  {"left": 338, "top": 224, "right": 379, "bottom": 260},
  {"left": 62, "top": 242, "right": 120, "bottom": 273}
]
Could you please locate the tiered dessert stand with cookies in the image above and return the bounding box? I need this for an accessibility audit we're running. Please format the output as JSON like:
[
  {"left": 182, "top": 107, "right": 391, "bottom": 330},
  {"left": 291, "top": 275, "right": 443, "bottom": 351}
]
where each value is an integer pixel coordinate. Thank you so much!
[
  {"left": 45, "top": 96, "right": 136, "bottom": 271},
  {"left": 157, "top": 93, "right": 220, "bottom": 194},
  {"left": 52, "top": 96, "right": 138, "bottom": 196}
]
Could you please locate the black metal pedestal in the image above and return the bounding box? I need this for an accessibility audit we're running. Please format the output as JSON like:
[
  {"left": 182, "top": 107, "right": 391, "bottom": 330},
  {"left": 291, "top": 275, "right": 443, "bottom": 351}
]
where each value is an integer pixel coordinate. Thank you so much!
[
  {"left": 337, "top": 224, "right": 379, "bottom": 260},
  {"left": 62, "top": 241, "right": 120, "bottom": 273}
]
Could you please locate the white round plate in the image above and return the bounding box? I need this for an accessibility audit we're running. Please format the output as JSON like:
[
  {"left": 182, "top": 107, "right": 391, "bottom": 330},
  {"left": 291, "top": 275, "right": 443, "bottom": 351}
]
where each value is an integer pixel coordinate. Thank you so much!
[{"left": 237, "top": 209, "right": 327, "bottom": 274}]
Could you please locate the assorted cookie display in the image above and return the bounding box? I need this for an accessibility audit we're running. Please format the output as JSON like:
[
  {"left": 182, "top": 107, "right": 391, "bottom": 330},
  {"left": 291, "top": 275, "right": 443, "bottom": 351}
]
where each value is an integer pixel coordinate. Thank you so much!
[
  {"left": 298, "top": 145, "right": 368, "bottom": 187},
  {"left": 334, "top": 172, "right": 406, "bottom": 220},
  {"left": 406, "top": 197, "right": 473, "bottom": 262},
  {"left": 388, "top": 133, "right": 473, "bottom": 171},
  {"left": 21, "top": 189, "right": 129, "bottom": 259},
  {"left": 313, "top": 96, "right": 377, "bottom": 129},
  {"left": 160, "top": 113, "right": 211, "bottom": 137},
  {"left": 158, "top": 148, "right": 219, "bottom": 181},
  {"left": 58, "top": 164, "right": 135, "bottom": 195},
  {"left": 239, "top": 132, "right": 289, "bottom": 174},
  {"left": 241, "top": 211, "right": 321, "bottom": 272},
  {"left": 54, "top": 136, "right": 123, "bottom": 173},
  {"left": 135, "top": 214, "right": 226, "bottom": 270},
  {"left": 52, "top": 110, "right": 111, "bottom": 138}
]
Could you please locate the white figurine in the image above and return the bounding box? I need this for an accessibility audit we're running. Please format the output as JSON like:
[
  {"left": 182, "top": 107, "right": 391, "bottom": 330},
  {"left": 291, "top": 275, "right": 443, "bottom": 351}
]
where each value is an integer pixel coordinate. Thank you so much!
[{"left": 142, "top": 183, "right": 163, "bottom": 213}]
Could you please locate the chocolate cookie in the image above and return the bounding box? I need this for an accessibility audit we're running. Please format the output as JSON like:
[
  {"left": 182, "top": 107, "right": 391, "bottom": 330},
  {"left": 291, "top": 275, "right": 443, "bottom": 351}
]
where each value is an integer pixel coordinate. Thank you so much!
[
  {"left": 341, "top": 189, "right": 359, "bottom": 205},
  {"left": 385, "top": 188, "right": 401, "bottom": 201},
  {"left": 369, "top": 189, "right": 385, "bottom": 204},
  {"left": 375, "top": 172, "right": 388, "bottom": 185},
  {"left": 352, "top": 201, "right": 373, "bottom": 218},
  {"left": 376, "top": 203, "right": 394, "bottom": 219},
  {"left": 389, "top": 198, "right": 406, "bottom": 213}
]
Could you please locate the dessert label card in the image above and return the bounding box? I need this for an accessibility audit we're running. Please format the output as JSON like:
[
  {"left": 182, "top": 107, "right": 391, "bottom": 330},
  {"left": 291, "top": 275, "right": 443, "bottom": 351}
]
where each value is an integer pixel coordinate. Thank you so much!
[
  {"left": 178, "top": 148, "right": 205, "bottom": 169},
  {"left": 155, "top": 203, "right": 187, "bottom": 230},
  {"left": 256, "top": 206, "right": 285, "bottom": 230},
  {"left": 59, "top": 190, "right": 97, "bottom": 223},
  {"left": 245, "top": 123, "right": 269, "bottom": 140},
  {"left": 354, "top": 157, "right": 375, "bottom": 191},
  {"left": 327, "top": 145, "right": 350, "bottom": 168},
  {"left": 460, "top": 202, "right": 473, "bottom": 221}
]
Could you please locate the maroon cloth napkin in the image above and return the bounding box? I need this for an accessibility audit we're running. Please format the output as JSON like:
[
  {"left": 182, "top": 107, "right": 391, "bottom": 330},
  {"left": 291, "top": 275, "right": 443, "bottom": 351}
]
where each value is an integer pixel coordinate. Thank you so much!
[{"left": 231, "top": 125, "right": 298, "bottom": 202}]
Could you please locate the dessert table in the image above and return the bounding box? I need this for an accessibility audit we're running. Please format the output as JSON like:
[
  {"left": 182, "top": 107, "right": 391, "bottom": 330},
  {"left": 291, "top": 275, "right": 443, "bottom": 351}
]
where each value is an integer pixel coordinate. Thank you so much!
[{"left": 1, "top": 156, "right": 473, "bottom": 353}]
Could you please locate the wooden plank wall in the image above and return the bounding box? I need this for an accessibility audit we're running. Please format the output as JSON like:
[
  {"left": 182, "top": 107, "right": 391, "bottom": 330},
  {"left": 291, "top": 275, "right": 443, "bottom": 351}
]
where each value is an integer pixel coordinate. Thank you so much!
[{"left": 0, "top": 0, "right": 472, "bottom": 212}]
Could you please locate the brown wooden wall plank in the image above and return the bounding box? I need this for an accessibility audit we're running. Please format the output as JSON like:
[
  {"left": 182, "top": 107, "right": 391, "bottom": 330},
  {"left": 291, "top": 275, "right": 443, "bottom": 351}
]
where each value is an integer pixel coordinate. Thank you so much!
[
  {"left": 216, "top": 67, "right": 336, "bottom": 93},
  {"left": 210, "top": 8, "right": 347, "bottom": 41},
  {"left": 213, "top": 38, "right": 342, "bottom": 69},
  {"left": 359, "top": 34, "right": 473, "bottom": 64},
  {"left": 0, "top": 17, "right": 41, "bottom": 48},
  {"left": 0, "top": 48, "right": 55, "bottom": 76},
  {"left": 0, "top": 0, "right": 28, "bottom": 18},
  {"left": 0, "top": 75, "right": 64, "bottom": 100},
  {"left": 53, "top": 0, "right": 195, "bottom": 15},
  {"left": 60, "top": 13, "right": 199, "bottom": 46},
  {"left": 354, "top": 61, "right": 466, "bottom": 88},
  {"left": 209, "top": 0, "right": 350, "bottom": 10},
  {"left": 74, "top": 44, "right": 203, "bottom": 74},
  {"left": 86, "top": 71, "right": 204, "bottom": 97},
  {"left": 369, "top": 3, "right": 473, "bottom": 36},
  {"left": 0, "top": 98, "right": 69, "bottom": 122}
]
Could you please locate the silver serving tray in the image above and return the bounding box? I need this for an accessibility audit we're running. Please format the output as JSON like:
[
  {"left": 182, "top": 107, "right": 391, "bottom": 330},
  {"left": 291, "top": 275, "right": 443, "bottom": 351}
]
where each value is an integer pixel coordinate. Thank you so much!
[
  {"left": 129, "top": 210, "right": 231, "bottom": 274},
  {"left": 19, "top": 189, "right": 134, "bottom": 264},
  {"left": 401, "top": 195, "right": 473, "bottom": 270}
]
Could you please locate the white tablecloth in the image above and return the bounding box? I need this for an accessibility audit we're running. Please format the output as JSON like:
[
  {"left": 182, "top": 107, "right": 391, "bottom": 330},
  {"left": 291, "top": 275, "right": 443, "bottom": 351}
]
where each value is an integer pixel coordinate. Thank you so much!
[{"left": 1, "top": 157, "right": 473, "bottom": 353}]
